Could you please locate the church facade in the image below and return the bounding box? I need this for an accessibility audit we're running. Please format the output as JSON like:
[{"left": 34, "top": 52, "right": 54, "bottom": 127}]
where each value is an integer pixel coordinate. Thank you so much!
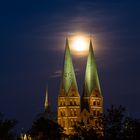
[{"left": 57, "top": 38, "right": 103, "bottom": 134}]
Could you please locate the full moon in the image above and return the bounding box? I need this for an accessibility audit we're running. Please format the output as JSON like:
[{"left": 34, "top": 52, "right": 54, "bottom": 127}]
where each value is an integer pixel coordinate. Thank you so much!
[{"left": 70, "top": 36, "right": 89, "bottom": 55}]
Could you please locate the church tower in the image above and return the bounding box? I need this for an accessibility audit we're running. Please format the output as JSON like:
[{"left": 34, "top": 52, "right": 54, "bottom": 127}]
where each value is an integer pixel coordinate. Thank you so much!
[
  {"left": 57, "top": 38, "right": 80, "bottom": 134},
  {"left": 81, "top": 40, "right": 103, "bottom": 125},
  {"left": 44, "top": 87, "right": 50, "bottom": 112}
]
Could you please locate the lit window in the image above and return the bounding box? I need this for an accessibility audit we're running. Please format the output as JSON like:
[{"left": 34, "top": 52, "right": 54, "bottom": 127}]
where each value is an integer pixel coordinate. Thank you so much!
[
  {"left": 97, "top": 111, "right": 100, "bottom": 116},
  {"left": 93, "top": 110, "right": 96, "bottom": 116},
  {"left": 74, "top": 110, "right": 76, "bottom": 116},
  {"left": 63, "top": 121, "right": 65, "bottom": 127},
  {"left": 70, "top": 109, "right": 73, "bottom": 116},
  {"left": 70, "top": 101, "right": 72, "bottom": 105},
  {"left": 60, "top": 111, "right": 63, "bottom": 116},
  {"left": 95, "top": 120, "right": 98, "bottom": 126},
  {"left": 97, "top": 101, "right": 100, "bottom": 106}
]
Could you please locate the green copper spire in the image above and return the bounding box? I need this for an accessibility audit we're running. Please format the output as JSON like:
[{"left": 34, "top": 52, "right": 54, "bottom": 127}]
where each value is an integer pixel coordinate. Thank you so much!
[
  {"left": 84, "top": 40, "right": 101, "bottom": 96},
  {"left": 61, "top": 38, "right": 78, "bottom": 94}
]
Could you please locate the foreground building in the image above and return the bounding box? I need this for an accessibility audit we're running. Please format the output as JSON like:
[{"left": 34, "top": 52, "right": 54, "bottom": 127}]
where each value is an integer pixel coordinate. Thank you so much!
[{"left": 58, "top": 38, "right": 103, "bottom": 134}]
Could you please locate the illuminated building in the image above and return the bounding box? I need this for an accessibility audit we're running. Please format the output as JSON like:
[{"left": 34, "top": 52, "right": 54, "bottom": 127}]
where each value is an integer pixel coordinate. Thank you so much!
[{"left": 57, "top": 38, "right": 103, "bottom": 134}]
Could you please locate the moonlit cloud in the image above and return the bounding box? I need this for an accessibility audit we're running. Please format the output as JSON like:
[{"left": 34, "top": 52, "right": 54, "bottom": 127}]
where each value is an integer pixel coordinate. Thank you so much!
[
  {"left": 50, "top": 70, "right": 62, "bottom": 78},
  {"left": 51, "top": 68, "right": 80, "bottom": 78}
]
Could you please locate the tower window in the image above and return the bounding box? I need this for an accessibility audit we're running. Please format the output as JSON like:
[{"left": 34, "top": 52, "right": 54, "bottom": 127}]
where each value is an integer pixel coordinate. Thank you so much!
[
  {"left": 60, "top": 111, "right": 65, "bottom": 117},
  {"left": 71, "top": 120, "right": 74, "bottom": 126},
  {"left": 63, "top": 121, "right": 65, "bottom": 127},
  {"left": 93, "top": 101, "right": 96, "bottom": 106},
  {"left": 97, "top": 101, "right": 100, "bottom": 106},
  {"left": 70, "top": 109, "right": 73, "bottom": 116},
  {"left": 70, "top": 100, "right": 72, "bottom": 105},
  {"left": 96, "top": 94, "right": 98, "bottom": 97},
  {"left": 93, "top": 110, "right": 96, "bottom": 116},
  {"left": 97, "top": 110, "right": 100, "bottom": 116},
  {"left": 61, "top": 102, "right": 63, "bottom": 106},
  {"left": 62, "top": 101, "right": 65, "bottom": 106},
  {"left": 95, "top": 120, "right": 98, "bottom": 126},
  {"left": 74, "top": 110, "right": 76, "bottom": 116}
]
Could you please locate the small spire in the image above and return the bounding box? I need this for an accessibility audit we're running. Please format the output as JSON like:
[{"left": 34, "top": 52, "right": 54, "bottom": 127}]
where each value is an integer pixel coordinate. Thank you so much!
[{"left": 44, "top": 87, "right": 50, "bottom": 112}]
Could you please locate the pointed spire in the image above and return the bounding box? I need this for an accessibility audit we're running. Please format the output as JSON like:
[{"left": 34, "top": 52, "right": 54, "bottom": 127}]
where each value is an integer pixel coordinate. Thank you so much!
[
  {"left": 44, "top": 87, "right": 50, "bottom": 112},
  {"left": 60, "top": 38, "right": 78, "bottom": 94},
  {"left": 83, "top": 39, "right": 101, "bottom": 97}
]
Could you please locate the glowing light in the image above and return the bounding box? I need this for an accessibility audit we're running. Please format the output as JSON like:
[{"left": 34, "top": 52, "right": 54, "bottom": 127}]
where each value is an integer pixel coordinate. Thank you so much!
[
  {"left": 73, "top": 37, "right": 87, "bottom": 51},
  {"left": 70, "top": 36, "right": 89, "bottom": 56}
]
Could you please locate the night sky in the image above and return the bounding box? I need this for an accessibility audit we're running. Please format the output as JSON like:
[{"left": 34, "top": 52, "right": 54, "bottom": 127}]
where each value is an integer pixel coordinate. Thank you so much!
[{"left": 0, "top": 0, "right": 140, "bottom": 131}]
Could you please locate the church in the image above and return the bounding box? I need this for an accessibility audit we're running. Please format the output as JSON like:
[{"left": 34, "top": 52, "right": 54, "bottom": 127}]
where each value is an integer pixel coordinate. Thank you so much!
[{"left": 45, "top": 38, "right": 103, "bottom": 135}]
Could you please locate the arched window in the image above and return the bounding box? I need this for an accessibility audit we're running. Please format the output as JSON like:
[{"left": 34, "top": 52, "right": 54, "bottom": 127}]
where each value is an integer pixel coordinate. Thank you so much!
[
  {"left": 95, "top": 120, "right": 98, "bottom": 126},
  {"left": 63, "top": 121, "right": 65, "bottom": 127},
  {"left": 60, "top": 101, "right": 62, "bottom": 106},
  {"left": 70, "top": 119, "right": 74, "bottom": 126},
  {"left": 72, "top": 110, "right": 74, "bottom": 116},
  {"left": 97, "top": 101, "right": 100, "bottom": 106},
  {"left": 70, "top": 109, "right": 73, "bottom": 116},
  {"left": 69, "top": 120, "right": 72, "bottom": 127},
  {"left": 72, "top": 120, "right": 74, "bottom": 126},
  {"left": 93, "top": 101, "right": 96, "bottom": 106},
  {"left": 60, "top": 110, "right": 65, "bottom": 117},
  {"left": 74, "top": 110, "right": 76, "bottom": 116},
  {"left": 97, "top": 110, "right": 100, "bottom": 116},
  {"left": 63, "top": 111, "right": 65, "bottom": 116},
  {"left": 70, "top": 100, "right": 72, "bottom": 105},
  {"left": 60, "top": 111, "right": 63, "bottom": 116},
  {"left": 93, "top": 110, "right": 96, "bottom": 116}
]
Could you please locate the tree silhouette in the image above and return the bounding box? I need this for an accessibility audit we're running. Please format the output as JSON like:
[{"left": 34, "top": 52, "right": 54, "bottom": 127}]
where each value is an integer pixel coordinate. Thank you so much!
[
  {"left": 123, "top": 117, "right": 140, "bottom": 140},
  {"left": 70, "top": 105, "right": 140, "bottom": 140},
  {"left": 103, "top": 105, "right": 126, "bottom": 140},
  {"left": 28, "top": 117, "right": 66, "bottom": 140},
  {"left": 103, "top": 105, "right": 140, "bottom": 140},
  {"left": 69, "top": 121, "right": 102, "bottom": 140},
  {"left": 0, "top": 113, "right": 17, "bottom": 140}
]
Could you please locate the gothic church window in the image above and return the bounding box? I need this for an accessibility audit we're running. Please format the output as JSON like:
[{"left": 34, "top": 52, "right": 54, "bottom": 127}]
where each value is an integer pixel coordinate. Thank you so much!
[
  {"left": 70, "top": 101, "right": 71, "bottom": 105},
  {"left": 70, "top": 99, "right": 72, "bottom": 105},
  {"left": 93, "top": 101, "right": 96, "bottom": 106},
  {"left": 63, "top": 121, "right": 65, "bottom": 127},
  {"left": 70, "top": 109, "right": 73, "bottom": 116},
  {"left": 97, "top": 110, "right": 100, "bottom": 116},
  {"left": 60, "top": 111, "right": 63, "bottom": 116},
  {"left": 97, "top": 101, "right": 100, "bottom": 106},
  {"left": 74, "top": 110, "right": 76, "bottom": 116},
  {"left": 95, "top": 120, "right": 98, "bottom": 126},
  {"left": 70, "top": 119, "right": 73, "bottom": 127},
  {"left": 60, "top": 111, "right": 65, "bottom": 117},
  {"left": 93, "top": 110, "right": 96, "bottom": 116}
]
